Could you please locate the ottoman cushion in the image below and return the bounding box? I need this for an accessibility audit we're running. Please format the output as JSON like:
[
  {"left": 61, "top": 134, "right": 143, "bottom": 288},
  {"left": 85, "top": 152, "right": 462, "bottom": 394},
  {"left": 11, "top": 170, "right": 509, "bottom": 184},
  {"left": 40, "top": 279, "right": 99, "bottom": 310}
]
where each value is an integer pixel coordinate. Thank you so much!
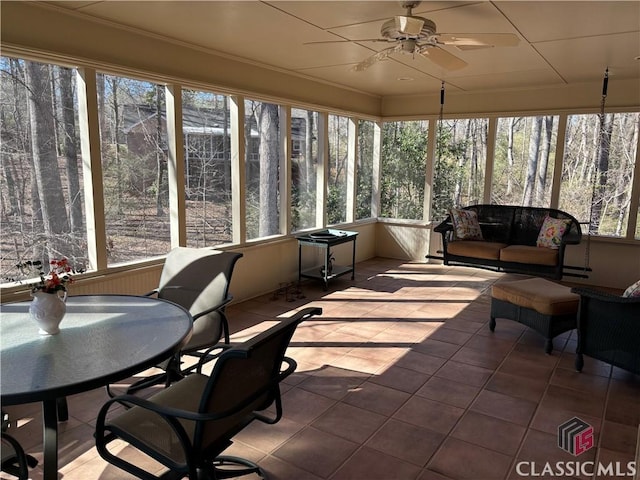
[{"left": 491, "top": 278, "right": 579, "bottom": 316}]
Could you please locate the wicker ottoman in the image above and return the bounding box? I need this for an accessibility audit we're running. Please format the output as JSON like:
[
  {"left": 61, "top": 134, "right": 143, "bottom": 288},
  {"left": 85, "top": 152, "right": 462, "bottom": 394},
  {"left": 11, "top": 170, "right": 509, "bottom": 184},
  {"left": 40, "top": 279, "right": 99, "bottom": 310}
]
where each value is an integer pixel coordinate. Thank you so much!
[{"left": 490, "top": 278, "right": 579, "bottom": 354}]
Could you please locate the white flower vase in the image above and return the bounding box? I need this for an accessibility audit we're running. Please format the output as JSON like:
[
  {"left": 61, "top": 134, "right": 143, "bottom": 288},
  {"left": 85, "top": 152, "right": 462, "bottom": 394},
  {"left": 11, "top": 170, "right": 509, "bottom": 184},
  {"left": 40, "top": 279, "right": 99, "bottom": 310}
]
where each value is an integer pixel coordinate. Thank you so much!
[{"left": 29, "top": 291, "right": 67, "bottom": 335}]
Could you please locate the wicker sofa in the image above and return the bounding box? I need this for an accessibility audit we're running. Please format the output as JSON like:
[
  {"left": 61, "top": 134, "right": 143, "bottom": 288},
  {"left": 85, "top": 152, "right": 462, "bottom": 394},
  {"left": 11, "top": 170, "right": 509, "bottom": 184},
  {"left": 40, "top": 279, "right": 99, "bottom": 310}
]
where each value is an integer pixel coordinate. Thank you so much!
[
  {"left": 571, "top": 287, "right": 640, "bottom": 374},
  {"left": 434, "top": 204, "right": 582, "bottom": 280}
]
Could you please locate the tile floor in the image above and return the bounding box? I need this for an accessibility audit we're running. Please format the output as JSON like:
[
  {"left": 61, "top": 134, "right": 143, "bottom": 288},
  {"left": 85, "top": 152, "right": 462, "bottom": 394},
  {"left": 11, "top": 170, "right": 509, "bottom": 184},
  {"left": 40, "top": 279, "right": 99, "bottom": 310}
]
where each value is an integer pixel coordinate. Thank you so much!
[{"left": 2, "top": 258, "right": 639, "bottom": 480}]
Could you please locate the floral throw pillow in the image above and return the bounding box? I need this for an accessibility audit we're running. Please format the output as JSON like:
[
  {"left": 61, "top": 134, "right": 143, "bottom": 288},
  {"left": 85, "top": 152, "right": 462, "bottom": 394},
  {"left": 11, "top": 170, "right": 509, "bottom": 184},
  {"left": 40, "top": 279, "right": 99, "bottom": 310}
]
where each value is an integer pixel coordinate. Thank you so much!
[
  {"left": 622, "top": 279, "right": 640, "bottom": 298},
  {"left": 536, "top": 216, "right": 570, "bottom": 249},
  {"left": 450, "top": 208, "right": 483, "bottom": 240}
]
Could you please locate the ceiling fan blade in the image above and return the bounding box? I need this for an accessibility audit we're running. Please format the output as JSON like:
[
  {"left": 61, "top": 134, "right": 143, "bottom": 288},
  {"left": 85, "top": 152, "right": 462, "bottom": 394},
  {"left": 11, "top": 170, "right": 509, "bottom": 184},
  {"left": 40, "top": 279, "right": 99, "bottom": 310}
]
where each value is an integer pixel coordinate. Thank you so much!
[
  {"left": 420, "top": 46, "right": 468, "bottom": 70},
  {"left": 304, "top": 38, "right": 390, "bottom": 45},
  {"left": 352, "top": 45, "right": 401, "bottom": 72},
  {"left": 436, "top": 33, "right": 520, "bottom": 48}
]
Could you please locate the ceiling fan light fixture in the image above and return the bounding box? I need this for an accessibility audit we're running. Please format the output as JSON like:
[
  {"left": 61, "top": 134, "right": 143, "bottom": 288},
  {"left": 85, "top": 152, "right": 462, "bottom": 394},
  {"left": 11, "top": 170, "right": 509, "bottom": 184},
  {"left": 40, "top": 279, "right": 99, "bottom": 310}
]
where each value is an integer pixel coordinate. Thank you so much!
[
  {"left": 395, "top": 15, "right": 424, "bottom": 36},
  {"left": 401, "top": 39, "right": 418, "bottom": 54}
]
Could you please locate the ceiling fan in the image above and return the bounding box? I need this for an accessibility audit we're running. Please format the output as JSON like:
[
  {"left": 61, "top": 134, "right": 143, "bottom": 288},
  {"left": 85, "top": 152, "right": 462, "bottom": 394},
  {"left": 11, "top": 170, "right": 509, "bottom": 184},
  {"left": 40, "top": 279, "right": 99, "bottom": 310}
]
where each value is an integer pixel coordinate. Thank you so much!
[{"left": 307, "top": 1, "right": 519, "bottom": 71}]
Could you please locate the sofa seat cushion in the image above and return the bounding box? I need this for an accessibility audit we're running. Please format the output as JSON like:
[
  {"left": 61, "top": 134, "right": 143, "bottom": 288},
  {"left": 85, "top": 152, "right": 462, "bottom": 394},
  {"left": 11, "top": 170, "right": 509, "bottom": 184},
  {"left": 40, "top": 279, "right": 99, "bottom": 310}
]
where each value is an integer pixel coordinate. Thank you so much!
[
  {"left": 448, "top": 241, "right": 507, "bottom": 260},
  {"left": 499, "top": 245, "right": 558, "bottom": 266},
  {"left": 492, "top": 278, "right": 579, "bottom": 316}
]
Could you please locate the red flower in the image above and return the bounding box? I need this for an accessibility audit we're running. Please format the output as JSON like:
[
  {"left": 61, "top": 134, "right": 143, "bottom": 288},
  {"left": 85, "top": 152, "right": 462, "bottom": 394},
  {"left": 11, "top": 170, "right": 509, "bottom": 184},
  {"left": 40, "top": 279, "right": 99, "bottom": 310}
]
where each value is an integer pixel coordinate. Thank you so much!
[{"left": 15, "top": 257, "right": 81, "bottom": 294}]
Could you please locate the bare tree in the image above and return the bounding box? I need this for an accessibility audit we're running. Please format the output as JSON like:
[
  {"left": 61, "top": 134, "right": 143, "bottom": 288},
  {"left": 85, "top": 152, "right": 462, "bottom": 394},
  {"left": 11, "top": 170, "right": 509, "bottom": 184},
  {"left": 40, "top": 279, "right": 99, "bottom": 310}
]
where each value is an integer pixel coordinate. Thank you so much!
[
  {"left": 614, "top": 114, "right": 640, "bottom": 234},
  {"left": 25, "top": 61, "right": 70, "bottom": 259},
  {"left": 1, "top": 58, "right": 28, "bottom": 217},
  {"left": 96, "top": 73, "right": 106, "bottom": 144},
  {"left": 58, "top": 66, "right": 83, "bottom": 235},
  {"left": 535, "top": 116, "right": 554, "bottom": 205},
  {"left": 256, "top": 103, "right": 279, "bottom": 236},
  {"left": 590, "top": 113, "right": 614, "bottom": 233},
  {"left": 453, "top": 120, "right": 470, "bottom": 206},
  {"left": 305, "top": 110, "right": 314, "bottom": 192},
  {"left": 506, "top": 117, "right": 518, "bottom": 197},
  {"left": 108, "top": 76, "right": 124, "bottom": 215},
  {"left": 155, "top": 84, "right": 167, "bottom": 216},
  {"left": 467, "top": 120, "right": 480, "bottom": 203},
  {"left": 523, "top": 117, "right": 542, "bottom": 206}
]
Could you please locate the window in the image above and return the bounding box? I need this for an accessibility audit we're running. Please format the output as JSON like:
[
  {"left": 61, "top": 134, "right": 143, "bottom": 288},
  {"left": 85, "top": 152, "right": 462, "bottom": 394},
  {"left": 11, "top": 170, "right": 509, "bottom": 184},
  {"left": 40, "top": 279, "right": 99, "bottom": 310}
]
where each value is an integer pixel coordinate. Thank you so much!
[
  {"left": 97, "top": 73, "right": 171, "bottom": 264},
  {"left": 356, "top": 120, "right": 375, "bottom": 220},
  {"left": 245, "top": 99, "right": 282, "bottom": 240},
  {"left": 328, "top": 114, "right": 349, "bottom": 225},
  {"left": 291, "top": 108, "right": 319, "bottom": 232},
  {"left": 3, "top": 52, "right": 639, "bottom": 293},
  {"left": 492, "top": 115, "right": 558, "bottom": 207},
  {"left": 0, "top": 56, "right": 87, "bottom": 279},
  {"left": 182, "top": 89, "right": 232, "bottom": 247},
  {"left": 560, "top": 112, "right": 639, "bottom": 237},
  {"left": 381, "top": 120, "right": 428, "bottom": 220},
  {"left": 433, "top": 118, "right": 488, "bottom": 220}
]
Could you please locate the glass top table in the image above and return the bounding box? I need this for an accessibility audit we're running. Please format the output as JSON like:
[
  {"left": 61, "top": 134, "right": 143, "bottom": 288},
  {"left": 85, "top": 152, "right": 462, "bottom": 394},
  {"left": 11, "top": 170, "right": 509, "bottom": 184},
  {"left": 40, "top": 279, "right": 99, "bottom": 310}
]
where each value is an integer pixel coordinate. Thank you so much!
[{"left": 0, "top": 294, "right": 193, "bottom": 480}]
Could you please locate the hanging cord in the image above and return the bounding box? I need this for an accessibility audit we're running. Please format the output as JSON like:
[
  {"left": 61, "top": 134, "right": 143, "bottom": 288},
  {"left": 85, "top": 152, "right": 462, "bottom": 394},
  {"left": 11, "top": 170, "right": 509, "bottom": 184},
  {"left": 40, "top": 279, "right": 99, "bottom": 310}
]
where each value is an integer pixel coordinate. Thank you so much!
[
  {"left": 439, "top": 81, "right": 445, "bottom": 121},
  {"left": 437, "top": 81, "right": 445, "bottom": 154},
  {"left": 438, "top": 81, "right": 445, "bottom": 204},
  {"left": 584, "top": 67, "right": 609, "bottom": 271},
  {"left": 435, "top": 81, "right": 448, "bottom": 248}
]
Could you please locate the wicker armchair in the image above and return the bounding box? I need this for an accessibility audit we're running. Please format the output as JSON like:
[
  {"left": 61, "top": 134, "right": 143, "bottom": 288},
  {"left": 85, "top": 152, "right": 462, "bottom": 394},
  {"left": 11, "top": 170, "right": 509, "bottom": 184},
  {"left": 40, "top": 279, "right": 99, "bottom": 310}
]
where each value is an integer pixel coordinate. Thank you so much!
[{"left": 571, "top": 287, "right": 640, "bottom": 375}]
